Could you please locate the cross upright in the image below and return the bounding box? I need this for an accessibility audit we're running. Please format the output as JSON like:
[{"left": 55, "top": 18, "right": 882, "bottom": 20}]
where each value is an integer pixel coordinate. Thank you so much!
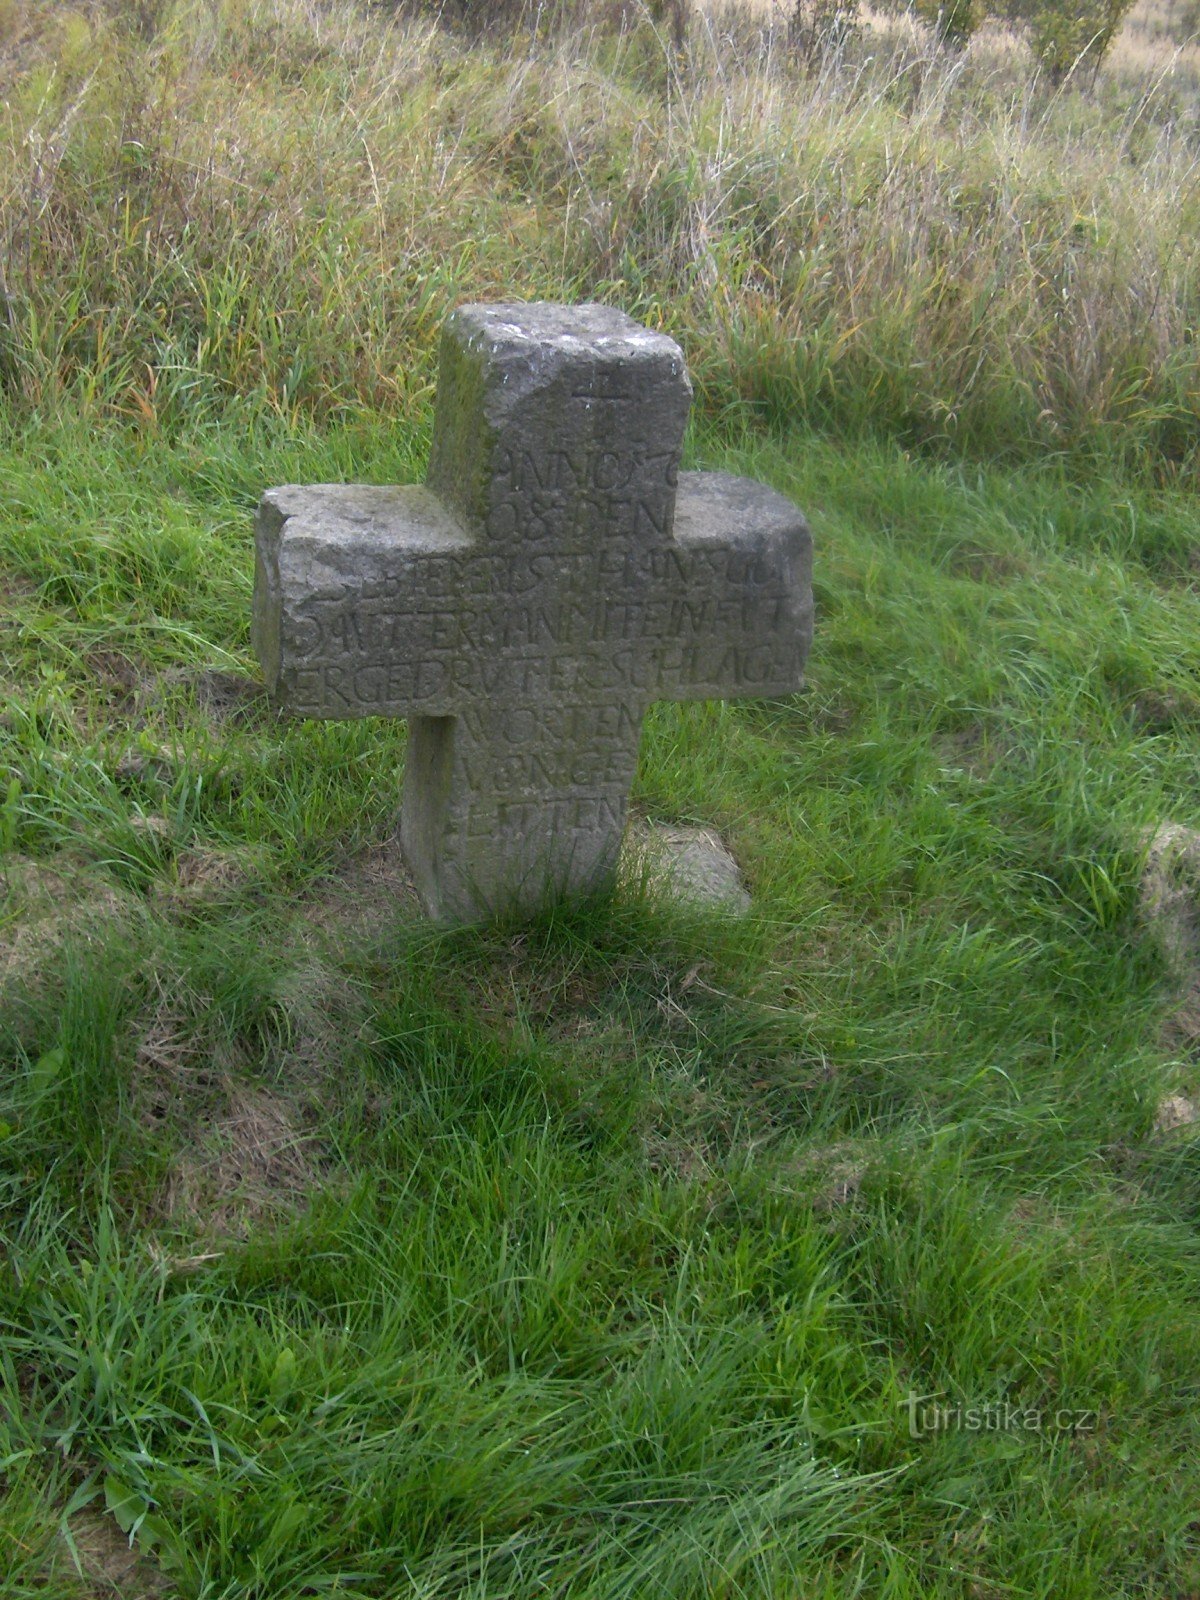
[{"left": 252, "top": 303, "right": 813, "bottom": 922}]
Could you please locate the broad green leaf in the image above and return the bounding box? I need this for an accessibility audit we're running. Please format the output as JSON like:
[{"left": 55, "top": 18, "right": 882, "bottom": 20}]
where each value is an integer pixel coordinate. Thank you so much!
[
  {"left": 270, "top": 1346, "right": 297, "bottom": 1405},
  {"left": 30, "top": 1047, "right": 67, "bottom": 1093},
  {"left": 103, "top": 1475, "right": 148, "bottom": 1536}
]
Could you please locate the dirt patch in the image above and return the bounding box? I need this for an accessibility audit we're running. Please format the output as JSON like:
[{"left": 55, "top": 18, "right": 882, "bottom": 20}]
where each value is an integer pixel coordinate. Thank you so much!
[
  {"left": 803, "top": 1144, "right": 869, "bottom": 1213},
  {"left": 643, "top": 1128, "right": 716, "bottom": 1184},
  {"left": 1130, "top": 689, "right": 1200, "bottom": 735},
  {"left": 86, "top": 650, "right": 144, "bottom": 711},
  {"left": 312, "top": 836, "right": 422, "bottom": 937},
  {"left": 1007, "top": 1193, "right": 1075, "bottom": 1236},
  {"left": 134, "top": 989, "right": 189, "bottom": 1077},
  {"left": 270, "top": 956, "right": 369, "bottom": 1078},
  {"left": 154, "top": 844, "right": 262, "bottom": 908},
  {"left": 0, "top": 854, "right": 136, "bottom": 989},
  {"left": 1, "top": 854, "right": 124, "bottom": 906},
  {"left": 129, "top": 813, "right": 173, "bottom": 842},
  {"left": 945, "top": 541, "right": 1029, "bottom": 583},
  {"left": 135, "top": 951, "right": 359, "bottom": 1237},
  {"left": 107, "top": 740, "right": 242, "bottom": 810},
  {"left": 112, "top": 743, "right": 186, "bottom": 784},
  {"left": 807, "top": 692, "right": 856, "bottom": 735},
  {"left": 164, "top": 1081, "right": 325, "bottom": 1239},
  {"left": 1164, "top": 987, "right": 1200, "bottom": 1046},
  {"left": 57, "top": 1509, "right": 172, "bottom": 1598},
  {"left": 776, "top": 1140, "right": 873, "bottom": 1213},
  {"left": 0, "top": 570, "right": 37, "bottom": 605},
  {"left": 189, "top": 669, "right": 269, "bottom": 723},
  {"left": 934, "top": 722, "right": 997, "bottom": 781},
  {"left": 134, "top": 950, "right": 361, "bottom": 1110},
  {"left": 139, "top": 667, "right": 269, "bottom": 727},
  {"left": 749, "top": 689, "right": 856, "bottom": 737}
]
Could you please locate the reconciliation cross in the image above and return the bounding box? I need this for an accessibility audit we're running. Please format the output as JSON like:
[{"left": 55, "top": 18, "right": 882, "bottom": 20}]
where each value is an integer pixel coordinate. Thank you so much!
[{"left": 252, "top": 302, "right": 813, "bottom": 922}]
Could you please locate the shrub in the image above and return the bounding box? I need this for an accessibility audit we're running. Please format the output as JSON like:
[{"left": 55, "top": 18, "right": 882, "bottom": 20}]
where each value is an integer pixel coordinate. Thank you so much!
[
  {"left": 1002, "top": 0, "right": 1138, "bottom": 84},
  {"left": 789, "top": 0, "right": 860, "bottom": 64},
  {"left": 912, "top": 0, "right": 987, "bottom": 47}
]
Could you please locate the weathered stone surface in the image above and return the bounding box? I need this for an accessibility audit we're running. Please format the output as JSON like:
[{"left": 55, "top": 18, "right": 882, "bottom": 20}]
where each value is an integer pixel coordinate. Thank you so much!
[
  {"left": 1140, "top": 822, "right": 1200, "bottom": 977},
  {"left": 1154, "top": 1093, "right": 1200, "bottom": 1136},
  {"left": 253, "top": 302, "right": 813, "bottom": 922},
  {"left": 625, "top": 822, "right": 752, "bottom": 914}
]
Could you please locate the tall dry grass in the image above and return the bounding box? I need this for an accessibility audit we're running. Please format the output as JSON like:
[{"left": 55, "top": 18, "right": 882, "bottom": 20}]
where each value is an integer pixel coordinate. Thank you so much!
[{"left": 0, "top": 0, "right": 1196, "bottom": 473}]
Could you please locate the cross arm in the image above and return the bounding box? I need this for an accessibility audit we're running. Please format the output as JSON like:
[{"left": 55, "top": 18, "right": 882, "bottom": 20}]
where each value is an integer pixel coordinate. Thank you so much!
[
  {"left": 652, "top": 470, "right": 814, "bottom": 702},
  {"left": 251, "top": 484, "right": 474, "bottom": 718}
]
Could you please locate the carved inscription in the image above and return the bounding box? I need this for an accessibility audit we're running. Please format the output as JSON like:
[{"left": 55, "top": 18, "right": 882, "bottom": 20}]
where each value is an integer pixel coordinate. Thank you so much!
[
  {"left": 279, "top": 497, "right": 801, "bottom": 718},
  {"left": 484, "top": 443, "right": 677, "bottom": 549},
  {"left": 493, "top": 445, "right": 678, "bottom": 495},
  {"left": 287, "top": 588, "right": 791, "bottom": 661},
  {"left": 286, "top": 642, "right": 806, "bottom": 718},
  {"left": 461, "top": 793, "right": 629, "bottom": 840}
]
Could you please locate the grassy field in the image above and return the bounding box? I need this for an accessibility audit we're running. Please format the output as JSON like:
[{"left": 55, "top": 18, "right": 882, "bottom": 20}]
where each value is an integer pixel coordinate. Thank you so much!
[{"left": 2, "top": 1, "right": 1200, "bottom": 1596}]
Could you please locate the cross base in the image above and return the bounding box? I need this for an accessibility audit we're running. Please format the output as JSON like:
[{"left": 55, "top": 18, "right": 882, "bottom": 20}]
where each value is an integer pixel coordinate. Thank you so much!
[{"left": 400, "top": 708, "right": 639, "bottom": 921}]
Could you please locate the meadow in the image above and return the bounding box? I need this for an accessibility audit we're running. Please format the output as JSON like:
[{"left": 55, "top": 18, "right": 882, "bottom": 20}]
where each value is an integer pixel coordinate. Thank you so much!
[{"left": 1, "top": 0, "right": 1200, "bottom": 1594}]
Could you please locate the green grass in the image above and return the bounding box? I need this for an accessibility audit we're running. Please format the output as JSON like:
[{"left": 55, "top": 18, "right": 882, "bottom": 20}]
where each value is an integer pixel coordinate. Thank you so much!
[{"left": 2, "top": 399, "right": 1200, "bottom": 1597}]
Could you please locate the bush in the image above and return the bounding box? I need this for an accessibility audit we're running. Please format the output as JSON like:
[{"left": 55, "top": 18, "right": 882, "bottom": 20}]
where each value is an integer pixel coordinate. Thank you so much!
[
  {"left": 912, "top": 0, "right": 987, "bottom": 47},
  {"left": 1002, "top": 0, "right": 1138, "bottom": 83},
  {"left": 789, "top": 0, "right": 860, "bottom": 64}
]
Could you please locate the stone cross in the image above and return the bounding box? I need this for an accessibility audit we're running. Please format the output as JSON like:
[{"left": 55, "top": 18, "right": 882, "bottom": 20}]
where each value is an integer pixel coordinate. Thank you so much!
[{"left": 252, "top": 303, "right": 813, "bottom": 922}]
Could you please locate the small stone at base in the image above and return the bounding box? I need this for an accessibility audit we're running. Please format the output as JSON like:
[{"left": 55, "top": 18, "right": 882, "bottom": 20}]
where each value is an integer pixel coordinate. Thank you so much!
[{"left": 623, "top": 822, "right": 752, "bottom": 914}]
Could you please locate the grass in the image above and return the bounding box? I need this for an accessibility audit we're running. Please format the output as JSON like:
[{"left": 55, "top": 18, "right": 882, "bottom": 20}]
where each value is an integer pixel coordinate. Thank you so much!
[
  {"left": 0, "top": 0, "right": 1197, "bottom": 473},
  {"left": 1, "top": 0, "right": 1200, "bottom": 1594},
  {"left": 3, "top": 403, "right": 1200, "bottom": 1596}
]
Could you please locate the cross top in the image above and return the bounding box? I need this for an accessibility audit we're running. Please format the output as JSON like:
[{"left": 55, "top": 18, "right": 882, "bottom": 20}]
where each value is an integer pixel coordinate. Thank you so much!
[{"left": 252, "top": 302, "right": 813, "bottom": 922}]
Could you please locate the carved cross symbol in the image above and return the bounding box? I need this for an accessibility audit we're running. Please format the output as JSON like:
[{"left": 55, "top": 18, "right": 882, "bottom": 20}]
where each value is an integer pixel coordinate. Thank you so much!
[{"left": 252, "top": 303, "right": 813, "bottom": 922}]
